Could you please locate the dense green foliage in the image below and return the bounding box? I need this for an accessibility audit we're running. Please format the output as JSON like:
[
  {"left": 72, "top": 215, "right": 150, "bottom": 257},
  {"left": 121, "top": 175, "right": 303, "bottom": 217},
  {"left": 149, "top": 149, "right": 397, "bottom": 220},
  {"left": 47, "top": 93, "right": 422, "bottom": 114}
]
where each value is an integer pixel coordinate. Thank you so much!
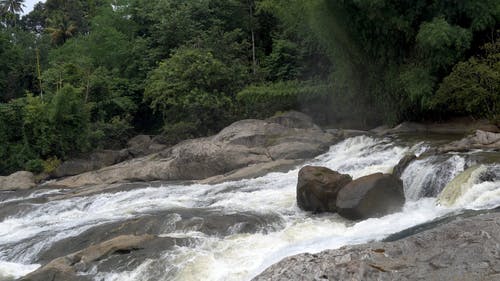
[
  {"left": 145, "top": 47, "right": 244, "bottom": 140},
  {"left": 0, "top": 0, "right": 498, "bottom": 175},
  {"left": 433, "top": 39, "right": 500, "bottom": 121}
]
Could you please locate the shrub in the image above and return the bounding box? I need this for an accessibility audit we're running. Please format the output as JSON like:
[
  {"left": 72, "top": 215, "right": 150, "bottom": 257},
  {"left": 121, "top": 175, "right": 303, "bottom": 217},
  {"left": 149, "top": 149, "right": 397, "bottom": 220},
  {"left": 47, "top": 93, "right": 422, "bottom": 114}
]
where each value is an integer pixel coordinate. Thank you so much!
[
  {"left": 43, "top": 157, "right": 61, "bottom": 174},
  {"left": 431, "top": 39, "right": 500, "bottom": 120},
  {"left": 236, "top": 80, "right": 332, "bottom": 119},
  {"left": 24, "top": 159, "right": 44, "bottom": 174}
]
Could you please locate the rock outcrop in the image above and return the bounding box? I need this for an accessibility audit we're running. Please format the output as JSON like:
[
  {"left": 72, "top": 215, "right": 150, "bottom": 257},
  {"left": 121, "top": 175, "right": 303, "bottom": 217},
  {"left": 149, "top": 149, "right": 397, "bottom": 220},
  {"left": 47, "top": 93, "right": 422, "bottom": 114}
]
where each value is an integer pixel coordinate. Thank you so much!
[
  {"left": 55, "top": 111, "right": 337, "bottom": 188},
  {"left": 373, "top": 119, "right": 499, "bottom": 136},
  {"left": 296, "top": 166, "right": 352, "bottom": 212},
  {"left": 253, "top": 212, "right": 500, "bottom": 281},
  {"left": 0, "top": 171, "right": 36, "bottom": 191},
  {"left": 440, "top": 130, "right": 500, "bottom": 153},
  {"left": 52, "top": 150, "right": 130, "bottom": 178},
  {"left": 336, "top": 173, "right": 404, "bottom": 220},
  {"left": 52, "top": 135, "right": 168, "bottom": 178}
]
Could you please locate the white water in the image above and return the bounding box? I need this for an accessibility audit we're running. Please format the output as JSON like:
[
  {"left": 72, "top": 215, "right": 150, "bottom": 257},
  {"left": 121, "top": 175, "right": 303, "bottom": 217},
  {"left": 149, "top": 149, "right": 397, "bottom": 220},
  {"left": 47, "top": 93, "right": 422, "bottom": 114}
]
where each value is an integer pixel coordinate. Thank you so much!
[{"left": 0, "top": 136, "right": 499, "bottom": 281}]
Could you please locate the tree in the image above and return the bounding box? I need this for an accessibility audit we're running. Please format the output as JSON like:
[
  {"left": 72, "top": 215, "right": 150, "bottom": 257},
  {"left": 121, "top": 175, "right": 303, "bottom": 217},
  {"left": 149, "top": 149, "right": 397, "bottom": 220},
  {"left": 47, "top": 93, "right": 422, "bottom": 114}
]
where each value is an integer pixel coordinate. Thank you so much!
[
  {"left": 45, "top": 13, "right": 77, "bottom": 45},
  {"left": 432, "top": 38, "right": 500, "bottom": 120},
  {"left": 0, "top": 0, "right": 24, "bottom": 26},
  {"left": 144, "top": 47, "right": 244, "bottom": 139},
  {"left": 0, "top": 0, "right": 24, "bottom": 15}
]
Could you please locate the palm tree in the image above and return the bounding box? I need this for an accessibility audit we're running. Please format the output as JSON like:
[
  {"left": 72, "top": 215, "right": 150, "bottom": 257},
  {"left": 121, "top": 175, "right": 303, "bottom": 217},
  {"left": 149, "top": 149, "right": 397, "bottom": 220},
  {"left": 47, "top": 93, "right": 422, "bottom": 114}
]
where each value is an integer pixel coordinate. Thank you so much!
[
  {"left": 0, "top": 0, "right": 25, "bottom": 15},
  {"left": 46, "top": 14, "right": 77, "bottom": 45}
]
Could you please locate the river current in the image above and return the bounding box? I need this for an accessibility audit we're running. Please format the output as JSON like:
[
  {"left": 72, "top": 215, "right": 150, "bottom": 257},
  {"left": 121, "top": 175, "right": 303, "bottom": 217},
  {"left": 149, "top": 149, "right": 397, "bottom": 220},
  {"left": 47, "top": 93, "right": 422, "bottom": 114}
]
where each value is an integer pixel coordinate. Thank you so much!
[{"left": 0, "top": 135, "right": 499, "bottom": 280}]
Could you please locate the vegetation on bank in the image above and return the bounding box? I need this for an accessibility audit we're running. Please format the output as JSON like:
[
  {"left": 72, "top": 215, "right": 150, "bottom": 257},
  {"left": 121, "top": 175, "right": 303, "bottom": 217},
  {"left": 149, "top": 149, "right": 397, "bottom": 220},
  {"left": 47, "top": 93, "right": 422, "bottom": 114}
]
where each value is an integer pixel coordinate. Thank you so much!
[{"left": 0, "top": 0, "right": 499, "bottom": 175}]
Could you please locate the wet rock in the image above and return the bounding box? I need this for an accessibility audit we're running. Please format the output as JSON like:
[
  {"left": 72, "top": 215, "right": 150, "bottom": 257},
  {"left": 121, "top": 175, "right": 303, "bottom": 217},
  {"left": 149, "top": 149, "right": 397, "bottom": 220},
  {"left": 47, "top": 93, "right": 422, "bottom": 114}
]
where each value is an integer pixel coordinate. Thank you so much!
[
  {"left": 253, "top": 212, "right": 500, "bottom": 281},
  {"left": 296, "top": 166, "right": 352, "bottom": 213},
  {"left": 21, "top": 235, "right": 155, "bottom": 281},
  {"left": 336, "top": 173, "right": 404, "bottom": 220},
  {"left": 440, "top": 130, "right": 500, "bottom": 153},
  {"left": 200, "top": 159, "right": 302, "bottom": 184},
  {"left": 437, "top": 165, "right": 486, "bottom": 207},
  {"left": 389, "top": 122, "right": 427, "bottom": 134},
  {"left": 392, "top": 154, "right": 416, "bottom": 178},
  {"left": 37, "top": 209, "right": 283, "bottom": 264},
  {"left": 0, "top": 171, "right": 36, "bottom": 191},
  {"left": 339, "top": 129, "right": 370, "bottom": 138},
  {"left": 54, "top": 112, "right": 337, "bottom": 188},
  {"left": 370, "top": 125, "right": 390, "bottom": 135}
]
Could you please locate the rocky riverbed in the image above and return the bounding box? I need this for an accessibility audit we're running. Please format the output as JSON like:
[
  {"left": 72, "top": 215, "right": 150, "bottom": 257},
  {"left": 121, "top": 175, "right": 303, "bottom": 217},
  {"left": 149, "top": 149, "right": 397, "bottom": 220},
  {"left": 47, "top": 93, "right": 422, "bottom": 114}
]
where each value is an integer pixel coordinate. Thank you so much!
[
  {"left": 0, "top": 112, "right": 499, "bottom": 281},
  {"left": 253, "top": 210, "right": 500, "bottom": 281}
]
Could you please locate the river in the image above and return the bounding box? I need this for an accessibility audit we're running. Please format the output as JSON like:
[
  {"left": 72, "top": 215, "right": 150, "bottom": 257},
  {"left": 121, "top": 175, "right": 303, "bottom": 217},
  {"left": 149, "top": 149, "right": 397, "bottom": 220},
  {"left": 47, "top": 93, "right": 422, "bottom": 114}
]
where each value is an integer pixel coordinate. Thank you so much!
[{"left": 0, "top": 135, "right": 499, "bottom": 281}]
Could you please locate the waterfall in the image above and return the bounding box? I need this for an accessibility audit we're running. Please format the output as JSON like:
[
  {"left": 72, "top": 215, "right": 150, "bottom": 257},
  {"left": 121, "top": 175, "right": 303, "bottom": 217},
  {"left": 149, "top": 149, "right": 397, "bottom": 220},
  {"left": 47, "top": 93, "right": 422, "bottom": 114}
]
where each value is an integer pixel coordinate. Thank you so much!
[{"left": 0, "top": 135, "right": 499, "bottom": 281}]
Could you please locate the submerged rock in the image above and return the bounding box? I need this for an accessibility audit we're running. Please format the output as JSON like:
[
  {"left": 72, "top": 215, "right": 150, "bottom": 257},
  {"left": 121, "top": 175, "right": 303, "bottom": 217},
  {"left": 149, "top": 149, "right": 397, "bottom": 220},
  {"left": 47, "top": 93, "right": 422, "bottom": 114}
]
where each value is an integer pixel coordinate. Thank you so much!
[
  {"left": 437, "top": 165, "right": 488, "bottom": 207},
  {"left": 296, "top": 166, "right": 352, "bottom": 212},
  {"left": 253, "top": 212, "right": 500, "bottom": 281},
  {"left": 0, "top": 171, "right": 36, "bottom": 191},
  {"left": 21, "top": 235, "right": 155, "bottom": 281},
  {"left": 336, "top": 173, "right": 404, "bottom": 220}
]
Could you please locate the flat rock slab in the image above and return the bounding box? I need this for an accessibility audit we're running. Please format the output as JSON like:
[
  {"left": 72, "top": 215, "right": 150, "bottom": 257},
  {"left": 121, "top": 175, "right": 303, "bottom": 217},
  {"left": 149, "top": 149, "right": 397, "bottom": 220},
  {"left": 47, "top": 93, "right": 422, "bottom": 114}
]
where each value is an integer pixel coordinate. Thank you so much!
[{"left": 253, "top": 212, "right": 500, "bottom": 281}]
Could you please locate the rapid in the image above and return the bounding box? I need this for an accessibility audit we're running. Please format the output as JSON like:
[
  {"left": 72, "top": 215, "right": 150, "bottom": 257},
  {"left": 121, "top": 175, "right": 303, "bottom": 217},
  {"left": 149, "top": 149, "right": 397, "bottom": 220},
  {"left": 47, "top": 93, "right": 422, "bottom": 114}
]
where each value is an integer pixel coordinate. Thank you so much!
[{"left": 0, "top": 135, "right": 499, "bottom": 281}]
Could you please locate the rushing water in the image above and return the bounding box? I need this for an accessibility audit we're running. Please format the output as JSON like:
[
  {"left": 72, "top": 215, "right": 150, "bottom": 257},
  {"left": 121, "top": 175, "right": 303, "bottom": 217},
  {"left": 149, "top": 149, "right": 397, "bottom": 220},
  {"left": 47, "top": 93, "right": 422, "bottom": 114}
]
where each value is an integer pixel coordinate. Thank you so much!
[{"left": 0, "top": 135, "right": 499, "bottom": 281}]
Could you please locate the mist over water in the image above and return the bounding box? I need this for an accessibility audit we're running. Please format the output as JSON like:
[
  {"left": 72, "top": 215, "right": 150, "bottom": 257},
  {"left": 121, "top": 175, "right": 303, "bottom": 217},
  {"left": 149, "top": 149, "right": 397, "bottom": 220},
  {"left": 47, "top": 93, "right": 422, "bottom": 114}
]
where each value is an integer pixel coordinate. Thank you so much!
[{"left": 0, "top": 135, "right": 499, "bottom": 281}]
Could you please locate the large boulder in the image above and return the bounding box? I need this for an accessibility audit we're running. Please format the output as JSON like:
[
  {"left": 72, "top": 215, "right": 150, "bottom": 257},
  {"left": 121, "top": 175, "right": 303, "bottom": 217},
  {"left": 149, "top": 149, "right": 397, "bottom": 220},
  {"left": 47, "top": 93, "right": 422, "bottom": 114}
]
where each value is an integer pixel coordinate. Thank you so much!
[
  {"left": 54, "top": 112, "right": 337, "bottom": 188},
  {"left": 0, "top": 171, "right": 36, "bottom": 191},
  {"left": 336, "top": 173, "right": 405, "bottom": 220},
  {"left": 297, "top": 166, "right": 352, "bottom": 212},
  {"left": 253, "top": 212, "right": 500, "bottom": 281}
]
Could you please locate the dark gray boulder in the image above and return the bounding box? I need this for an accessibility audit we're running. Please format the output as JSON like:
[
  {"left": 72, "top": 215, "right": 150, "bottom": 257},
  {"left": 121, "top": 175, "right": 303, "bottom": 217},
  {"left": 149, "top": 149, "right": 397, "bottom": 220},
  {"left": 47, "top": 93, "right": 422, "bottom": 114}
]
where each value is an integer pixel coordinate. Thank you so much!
[
  {"left": 392, "top": 154, "right": 416, "bottom": 178},
  {"left": 336, "top": 173, "right": 405, "bottom": 220},
  {"left": 297, "top": 166, "right": 352, "bottom": 212}
]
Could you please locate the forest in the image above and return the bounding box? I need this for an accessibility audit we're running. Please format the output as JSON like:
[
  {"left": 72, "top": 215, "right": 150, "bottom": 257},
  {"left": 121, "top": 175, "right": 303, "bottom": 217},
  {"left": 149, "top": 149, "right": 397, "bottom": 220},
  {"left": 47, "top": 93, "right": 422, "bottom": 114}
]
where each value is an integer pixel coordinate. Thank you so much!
[{"left": 0, "top": 0, "right": 499, "bottom": 175}]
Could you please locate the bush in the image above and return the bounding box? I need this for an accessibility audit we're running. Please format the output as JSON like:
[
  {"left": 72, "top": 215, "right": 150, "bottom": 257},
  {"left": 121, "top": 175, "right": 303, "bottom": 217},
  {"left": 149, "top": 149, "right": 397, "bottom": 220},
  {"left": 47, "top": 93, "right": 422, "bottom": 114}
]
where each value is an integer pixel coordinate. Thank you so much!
[
  {"left": 89, "top": 116, "right": 134, "bottom": 149},
  {"left": 161, "top": 121, "right": 198, "bottom": 144},
  {"left": 431, "top": 39, "right": 500, "bottom": 120},
  {"left": 144, "top": 47, "right": 244, "bottom": 137},
  {"left": 236, "top": 80, "right": 332, "bottom": 119},
  {"left": 43, "top": 157, "right": 61, "bottom": 174},
  {"left": 25, "top": 159, "right": 44, "bottom": 174}
]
